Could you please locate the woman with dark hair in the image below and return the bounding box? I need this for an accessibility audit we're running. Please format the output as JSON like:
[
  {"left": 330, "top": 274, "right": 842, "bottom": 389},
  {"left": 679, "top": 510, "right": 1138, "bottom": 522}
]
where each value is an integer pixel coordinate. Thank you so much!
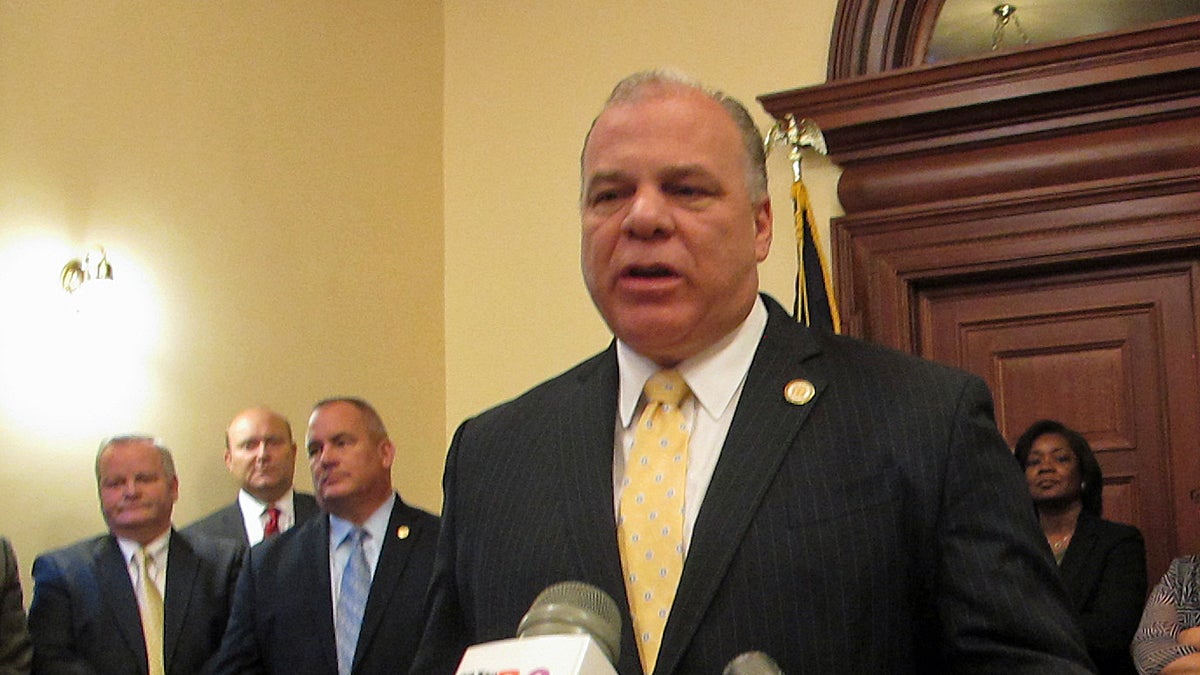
[{"left": 1014, "top": 419, "right": 1147, "bottom": 675}]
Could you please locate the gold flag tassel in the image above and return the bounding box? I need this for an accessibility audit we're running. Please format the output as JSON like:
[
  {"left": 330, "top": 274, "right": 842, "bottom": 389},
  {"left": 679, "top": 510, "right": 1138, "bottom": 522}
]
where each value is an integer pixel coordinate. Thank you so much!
[
  {"left": 792, "top": 177, "right": 840, "bottom": 333},
  {"left": 765, "top": 115, "right": 841, "bottom": 333}
]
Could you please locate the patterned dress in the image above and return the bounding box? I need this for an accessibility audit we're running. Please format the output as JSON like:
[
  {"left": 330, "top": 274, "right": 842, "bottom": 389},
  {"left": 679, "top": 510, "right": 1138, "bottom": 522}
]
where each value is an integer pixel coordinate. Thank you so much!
[{"left": 1133, "top": 556, "right": 1200, "bottom": 674}]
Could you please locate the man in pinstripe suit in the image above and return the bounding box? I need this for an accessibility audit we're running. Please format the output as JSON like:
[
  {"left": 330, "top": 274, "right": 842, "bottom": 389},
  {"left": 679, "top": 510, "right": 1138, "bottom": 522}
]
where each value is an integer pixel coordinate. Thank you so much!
[{"left": 412, "top": 70, "right": 1095, "bottom": 674}]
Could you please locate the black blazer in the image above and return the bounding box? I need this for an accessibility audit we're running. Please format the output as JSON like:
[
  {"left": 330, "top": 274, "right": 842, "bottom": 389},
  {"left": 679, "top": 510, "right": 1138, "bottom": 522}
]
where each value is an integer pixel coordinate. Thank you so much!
[
  {"left": 28, "top": 530, "right": 242, "bottom": 675},
  {"left": 210, "top": 494, "right": 438, "bottom": 675},
  {"left": 1058, "top": 510, "right": 1147, "bottom": 675},
  {"left": 412, "top": 295, "right": 1094, "bottom": 675},
  {"left": 183, "top": 493, "right": 320, "bottom": 547}
]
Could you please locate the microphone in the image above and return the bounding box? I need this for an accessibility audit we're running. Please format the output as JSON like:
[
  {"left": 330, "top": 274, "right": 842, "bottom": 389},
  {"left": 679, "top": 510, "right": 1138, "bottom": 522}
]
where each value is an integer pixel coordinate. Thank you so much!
[
  {"left": 723, "top": 651, "right": 784, "bottom": 675},
  {"left": 454, "top": 581, "right": 621, "bottom": 675},
  {"left": 516, "top": 581, "right": 622, "bottom": 664}
]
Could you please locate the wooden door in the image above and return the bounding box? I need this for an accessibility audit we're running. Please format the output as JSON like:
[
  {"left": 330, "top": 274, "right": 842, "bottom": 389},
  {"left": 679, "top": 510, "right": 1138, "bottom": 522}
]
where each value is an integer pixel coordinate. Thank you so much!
[
  {"left": 760, "top": 13, "right": 1200, "bottom": 583},
  {"left": 918, "top": 260, "right": 1200, "bottom": 582}
]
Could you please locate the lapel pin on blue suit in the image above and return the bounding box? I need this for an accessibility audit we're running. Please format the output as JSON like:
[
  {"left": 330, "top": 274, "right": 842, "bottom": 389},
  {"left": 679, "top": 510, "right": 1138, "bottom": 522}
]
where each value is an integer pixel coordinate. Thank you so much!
[
  {"left": 784, "top": 379, "right": 816, "bottom": 405},
  {"left": 397, "top": 525, "right": 410, "bottom": 539}
]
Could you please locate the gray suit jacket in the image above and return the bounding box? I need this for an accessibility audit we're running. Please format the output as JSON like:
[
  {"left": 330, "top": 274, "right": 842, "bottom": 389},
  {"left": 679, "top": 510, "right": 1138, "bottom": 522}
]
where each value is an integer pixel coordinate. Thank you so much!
[
  {"left": 412, "top": 295, "right": 1095, "bottom": 674},
  {"left": 28, "top": 530, "right": 242, "bottom": 675},
  {"left": 183, "top": 493, "right": 319, "bottom": 547}
]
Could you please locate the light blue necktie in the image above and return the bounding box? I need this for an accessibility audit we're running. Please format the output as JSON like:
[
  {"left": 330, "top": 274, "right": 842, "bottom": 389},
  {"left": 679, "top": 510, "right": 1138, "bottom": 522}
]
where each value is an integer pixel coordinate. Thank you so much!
[{"left": 335, "top": 529, "right": 370, "bottom": 675}]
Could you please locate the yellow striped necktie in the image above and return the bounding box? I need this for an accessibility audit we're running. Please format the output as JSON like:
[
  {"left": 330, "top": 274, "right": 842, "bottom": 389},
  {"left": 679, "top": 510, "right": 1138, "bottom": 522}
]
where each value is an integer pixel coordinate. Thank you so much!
[{"left": 618, "top": 369, "right": 691, "bottom": 674}]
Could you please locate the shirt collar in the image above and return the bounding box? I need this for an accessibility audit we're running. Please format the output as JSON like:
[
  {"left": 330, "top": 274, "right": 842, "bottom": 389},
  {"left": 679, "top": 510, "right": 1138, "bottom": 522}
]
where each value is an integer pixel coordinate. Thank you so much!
[
  {"left": 328, "top": 492, "right": 396, "bottom": 547},
  {"left": 116, "top": 528, "right": 171, "bottom": 563},
  {"left": 238, "top": 488, "right": 296, "bottom": 516},
  {"left": 617, "top": 296, "right": 768, "bottom": 426}
]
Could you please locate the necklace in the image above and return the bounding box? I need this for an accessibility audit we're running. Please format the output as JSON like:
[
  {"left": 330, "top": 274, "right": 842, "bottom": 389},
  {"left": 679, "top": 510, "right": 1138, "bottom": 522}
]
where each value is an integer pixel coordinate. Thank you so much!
[{"left": 1048, "top": 532, "right": 1072, "bottom": 552}]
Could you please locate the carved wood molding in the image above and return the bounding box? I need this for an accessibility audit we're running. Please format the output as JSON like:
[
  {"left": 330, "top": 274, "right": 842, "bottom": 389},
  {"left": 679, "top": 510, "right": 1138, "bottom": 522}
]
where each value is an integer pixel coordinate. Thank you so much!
[
  {"left": 839, "top": 169, "right": 1200, "bottom": 348},
  {"left": 758, "top": 15, "right": 1200, "bottom": 343},
  {"left": 827, "top": 0, "right": 942, "bottom": 79},
  {"left": 762, "top": 16, "right": 1200, "bottom": 212}
]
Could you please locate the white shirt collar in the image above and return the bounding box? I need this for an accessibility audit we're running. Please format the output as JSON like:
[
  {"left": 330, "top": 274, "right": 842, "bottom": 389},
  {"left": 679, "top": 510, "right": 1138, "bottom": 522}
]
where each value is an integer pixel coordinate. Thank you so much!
[
  {"left": 116, "top": 528, "right": 170, "bottom": 564},
  {"left": 616, "top": 296, "right": 768, "bottom": 427},
  {"left": 238, "top": 487, "right": 295, "bottom": 516}
]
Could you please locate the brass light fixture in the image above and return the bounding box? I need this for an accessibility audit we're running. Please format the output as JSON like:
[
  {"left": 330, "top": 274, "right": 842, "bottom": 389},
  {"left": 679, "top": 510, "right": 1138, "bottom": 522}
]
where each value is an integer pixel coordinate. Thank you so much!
[
  {"left": 60, "top": 247, "right": 114, "bottom": 293},
  {"left": 991, "top": 3, "right": 1031, "bottom": 51}
]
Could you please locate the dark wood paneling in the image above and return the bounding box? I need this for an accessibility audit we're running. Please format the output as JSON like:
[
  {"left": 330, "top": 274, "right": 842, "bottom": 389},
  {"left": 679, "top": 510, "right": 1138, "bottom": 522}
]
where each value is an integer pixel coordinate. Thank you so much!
[
  {"left": 759, "top": 9, "right": 1200, "bottom": 579},
  {"left": 918, "top": 265, "right": 1200, "bottom": 580}
]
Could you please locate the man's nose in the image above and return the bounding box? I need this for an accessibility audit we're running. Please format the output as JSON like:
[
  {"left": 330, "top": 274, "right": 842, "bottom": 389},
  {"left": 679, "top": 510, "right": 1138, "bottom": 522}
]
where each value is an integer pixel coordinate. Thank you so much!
[{"left": 622, "top": 189, "right": 673, "bottom": 239}]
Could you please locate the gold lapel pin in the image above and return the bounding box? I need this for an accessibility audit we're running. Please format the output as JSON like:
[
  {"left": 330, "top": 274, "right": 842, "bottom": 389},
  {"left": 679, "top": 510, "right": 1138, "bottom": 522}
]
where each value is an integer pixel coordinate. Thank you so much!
[
  {"left": 396, "top": 525, "right": 410, "bottom": 540},
  {"left": 784, "top": 379, "right": 816, "bottom": 406}
]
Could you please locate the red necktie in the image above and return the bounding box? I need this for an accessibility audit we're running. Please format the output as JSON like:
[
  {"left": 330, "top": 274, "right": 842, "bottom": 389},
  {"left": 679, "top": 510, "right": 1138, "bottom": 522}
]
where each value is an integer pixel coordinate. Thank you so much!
[{"left": 264, "top": 506, "right": 281, "bottom": 537}]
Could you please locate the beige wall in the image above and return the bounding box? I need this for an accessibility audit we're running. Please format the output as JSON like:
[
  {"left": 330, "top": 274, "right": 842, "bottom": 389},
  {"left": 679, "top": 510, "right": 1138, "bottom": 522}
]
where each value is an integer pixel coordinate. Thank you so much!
[
  {"left": 0, "top": 2, "right": 445, "bottom": 593},
  {"left": 0, "top": 0, "right": 841, "bottom": 599},
  {"left": 443, "top": 0, "right": 842, "bottom": 433}
]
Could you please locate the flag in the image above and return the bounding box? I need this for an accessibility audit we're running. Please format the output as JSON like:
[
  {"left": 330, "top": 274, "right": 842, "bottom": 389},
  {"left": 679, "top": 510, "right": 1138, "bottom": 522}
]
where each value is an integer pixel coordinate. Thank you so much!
[{"left": 792, "top": 179, "right": 840, "bottom": 333}]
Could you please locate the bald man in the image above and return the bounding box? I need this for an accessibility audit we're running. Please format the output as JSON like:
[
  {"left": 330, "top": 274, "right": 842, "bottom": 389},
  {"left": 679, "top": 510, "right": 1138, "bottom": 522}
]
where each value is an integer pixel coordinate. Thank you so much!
[
  {"left": 212, "top": 397, "right": 439, "bottom": 675},
  {"left": 185, "top": 407, "right": 319, "bottom": 547}
]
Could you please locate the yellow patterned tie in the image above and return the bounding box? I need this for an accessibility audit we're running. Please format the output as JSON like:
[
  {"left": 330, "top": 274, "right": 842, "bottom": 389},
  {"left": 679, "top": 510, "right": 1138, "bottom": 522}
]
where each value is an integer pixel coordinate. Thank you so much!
[
  {"left": 138, "top": 548, "right": 165, "bottom": 675},
  {"left": 618, "top": 369, "right": 690, "bottom": 674}
]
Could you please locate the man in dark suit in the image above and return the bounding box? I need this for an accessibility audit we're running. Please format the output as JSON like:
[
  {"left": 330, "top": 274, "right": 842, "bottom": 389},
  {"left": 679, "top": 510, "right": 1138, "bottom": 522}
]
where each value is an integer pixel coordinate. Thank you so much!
[
  {"left": 411, "top": 70, "right": 1096, "bottom": 674},
  {"left": 1, "top": 536, "right": 32, "bottom": 674},
  {"left": 212, "top": 397, "right": 438, "bottom": 675},
  {"left": 185, "top": 407, "right": 319, "bottom": 547},
  {"left": 28, "top": 435, "right": 242, "bottom": 674}
]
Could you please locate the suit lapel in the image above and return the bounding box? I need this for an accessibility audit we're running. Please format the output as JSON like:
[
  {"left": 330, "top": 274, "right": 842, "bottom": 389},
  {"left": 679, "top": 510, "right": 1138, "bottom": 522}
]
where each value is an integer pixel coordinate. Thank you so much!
[
  {"left": 163, "top": 530, "right": 199, "bottom": 672},
  {"left": 1057, "top": 511, "right": 1098, "bottom": 608},
  {"left": 94, "top": 536, "right": 148, "bottom": 674},
  {"left": 657, "top": 300, "right": 827, "bottom": 674},
  {"left": 303, "top": 515, "right": 340, "bottom": 674},
  {"left": 353, "top": 497, "right": 426, "bottom": 671},
  {"left": 222, "top": 505, "right": 250, "bottom": 546},
  {"left": 553, "top": 348, "right": 639, "bottom": 665}
]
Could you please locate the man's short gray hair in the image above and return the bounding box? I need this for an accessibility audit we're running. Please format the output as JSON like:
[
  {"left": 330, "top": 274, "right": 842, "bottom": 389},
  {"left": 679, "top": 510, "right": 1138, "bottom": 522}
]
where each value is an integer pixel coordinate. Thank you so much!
[
  {"left": 311, "top": 397, "right": 389, "bottom": 441},
  {"left": 95, "top": 435, "right": 176, "bottom": 482},
  {"left": 582, "top": 68, "right": 769, "bottom": 202}
]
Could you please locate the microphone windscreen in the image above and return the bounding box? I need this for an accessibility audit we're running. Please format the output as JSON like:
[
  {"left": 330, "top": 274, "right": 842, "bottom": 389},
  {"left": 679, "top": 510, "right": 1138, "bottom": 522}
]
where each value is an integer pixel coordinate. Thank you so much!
[
  {"left": 516, "top": 581, "right": 621, "bottom": 665},
  {"left": 723, "top": 651, "right": 784, "bottom": 675}
]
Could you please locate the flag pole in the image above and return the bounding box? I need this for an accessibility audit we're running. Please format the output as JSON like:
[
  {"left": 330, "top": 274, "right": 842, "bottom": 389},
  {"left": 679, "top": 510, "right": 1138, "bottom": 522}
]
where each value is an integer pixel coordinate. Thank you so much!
[{"left": 765, "top": 115, "right": 841, "bottom": 333}]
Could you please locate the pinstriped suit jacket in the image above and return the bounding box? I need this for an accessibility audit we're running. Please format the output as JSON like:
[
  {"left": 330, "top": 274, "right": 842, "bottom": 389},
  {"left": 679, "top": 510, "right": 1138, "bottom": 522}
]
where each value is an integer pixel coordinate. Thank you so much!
[{"left": 412, "top": 295, "right": 1095, "bottom": 674}]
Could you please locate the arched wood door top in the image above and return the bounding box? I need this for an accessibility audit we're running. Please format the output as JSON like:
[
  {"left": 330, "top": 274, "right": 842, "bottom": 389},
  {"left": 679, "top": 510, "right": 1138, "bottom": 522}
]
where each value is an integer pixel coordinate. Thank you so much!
[{"left": 828, "top": 0, "right": 943, "bottom": 79}]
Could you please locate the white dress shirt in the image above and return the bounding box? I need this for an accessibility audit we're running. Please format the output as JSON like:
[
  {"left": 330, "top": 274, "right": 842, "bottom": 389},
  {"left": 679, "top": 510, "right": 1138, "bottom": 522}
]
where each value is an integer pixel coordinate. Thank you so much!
[
  {"left": 238, "top": 488, "right": 298, "bottom": 545},
  {"left": 117, "top": 530, "right": 170, "bottom": 598},
  {"left": 613, "top": 296, "right": 768, "bottom": 555}
]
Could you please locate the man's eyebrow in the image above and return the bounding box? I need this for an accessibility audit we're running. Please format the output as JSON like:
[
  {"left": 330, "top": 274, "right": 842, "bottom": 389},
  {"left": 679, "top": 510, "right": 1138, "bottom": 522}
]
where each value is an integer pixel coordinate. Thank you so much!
[
  {"left": 584, "top": 169, "right": 630, "bottom": 186},
  {"left": 658, "top": 164, "right": 717, "bottom": 181},
  {"left": 585, "top": 164, "right": 716, "bottom": 186}
]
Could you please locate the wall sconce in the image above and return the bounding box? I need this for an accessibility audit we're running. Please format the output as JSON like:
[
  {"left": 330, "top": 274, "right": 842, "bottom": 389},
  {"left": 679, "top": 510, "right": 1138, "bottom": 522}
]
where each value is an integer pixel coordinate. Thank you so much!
[{"left": 60, "top": 247, "right": 114, "bottom": 293}]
